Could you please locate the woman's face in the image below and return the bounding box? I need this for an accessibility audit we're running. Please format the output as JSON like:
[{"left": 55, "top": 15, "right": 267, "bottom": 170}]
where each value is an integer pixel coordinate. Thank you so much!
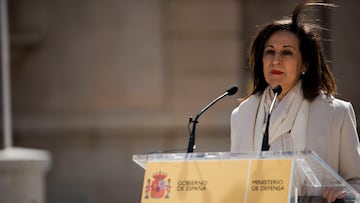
[{"left": 262, "top": 30, "right": 305, "bottom": 99}]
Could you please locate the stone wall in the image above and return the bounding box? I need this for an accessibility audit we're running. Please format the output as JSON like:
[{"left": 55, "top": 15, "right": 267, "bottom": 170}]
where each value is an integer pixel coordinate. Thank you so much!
[{"left": 5, "top": 0, "right": 360, "bottom": 202}]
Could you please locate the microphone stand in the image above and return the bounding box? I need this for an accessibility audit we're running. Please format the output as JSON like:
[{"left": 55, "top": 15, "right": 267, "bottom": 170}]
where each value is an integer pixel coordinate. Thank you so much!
[
  {"left": 187, "top": 92, "right": 228, "bottom": 153},
  {"left": 187, "top": 116, "right": 199, "bottom": 153},
  {"left": 261, "top": 85, "right": 282, "bottom": 151},
  {"left": 186, "top": 85, "right": 238, "bottom": 153},
  {"left": 261, "top": 112, "right": 272, "bottom": 151}
]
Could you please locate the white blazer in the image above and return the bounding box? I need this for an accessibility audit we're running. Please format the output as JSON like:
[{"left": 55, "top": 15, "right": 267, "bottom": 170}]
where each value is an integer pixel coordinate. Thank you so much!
[{"left": 231, "top": 92, "right": 360, "bottom": 191}]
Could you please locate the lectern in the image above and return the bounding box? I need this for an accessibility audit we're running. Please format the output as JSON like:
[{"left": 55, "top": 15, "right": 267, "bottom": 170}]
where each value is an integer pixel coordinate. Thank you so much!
[{"left": 133, "top": 151, "right": 360, "bottom": 203}]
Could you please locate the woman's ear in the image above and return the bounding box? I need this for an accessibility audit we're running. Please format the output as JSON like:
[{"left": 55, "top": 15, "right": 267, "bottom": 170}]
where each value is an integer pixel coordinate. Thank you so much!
[{"left": 302, "top": 62, "right": 309, "bottom": 73}]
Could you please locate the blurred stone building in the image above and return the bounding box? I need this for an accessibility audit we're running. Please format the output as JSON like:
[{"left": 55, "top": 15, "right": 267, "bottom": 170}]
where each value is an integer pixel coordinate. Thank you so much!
[{"left": 3, "top": 0, "right": 360, "bottom": 202}]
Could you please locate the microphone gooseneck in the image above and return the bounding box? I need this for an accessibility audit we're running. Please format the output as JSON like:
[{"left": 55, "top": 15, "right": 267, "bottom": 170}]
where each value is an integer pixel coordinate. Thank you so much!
[
  {"left": 261, "top": 85, "right": 282, "bottom": 151},
  {"left": 187, "top": 84, "right": 238, "bottom": 153}
]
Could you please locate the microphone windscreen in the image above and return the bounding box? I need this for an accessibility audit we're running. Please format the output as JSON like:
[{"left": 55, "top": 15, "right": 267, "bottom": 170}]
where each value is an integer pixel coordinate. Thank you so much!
[
  {"left": 272, "top": 85, "right": 282, "bottom": 95},
  {"left": 226, "top": 85, "right": 238, "bottom": 95}
]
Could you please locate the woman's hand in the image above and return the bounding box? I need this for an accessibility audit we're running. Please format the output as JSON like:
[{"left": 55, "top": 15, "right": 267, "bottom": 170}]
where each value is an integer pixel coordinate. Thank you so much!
[{"left": 322, "top": 187, "right": 346, "bottom": 203}]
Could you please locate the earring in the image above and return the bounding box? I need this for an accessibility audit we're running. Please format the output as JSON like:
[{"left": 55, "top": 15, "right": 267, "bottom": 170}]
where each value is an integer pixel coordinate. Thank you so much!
[{"left": 301, "top": 71, "right": 305, "bottom": 75}]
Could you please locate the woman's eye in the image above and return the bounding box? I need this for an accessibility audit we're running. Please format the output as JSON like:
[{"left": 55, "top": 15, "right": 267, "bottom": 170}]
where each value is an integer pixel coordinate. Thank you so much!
[
  {"left": 282, "top": 50, "right": 293, "bottom": 55},
  {"left": 264, "top": 50, "right": 275, "bottom": 55}
]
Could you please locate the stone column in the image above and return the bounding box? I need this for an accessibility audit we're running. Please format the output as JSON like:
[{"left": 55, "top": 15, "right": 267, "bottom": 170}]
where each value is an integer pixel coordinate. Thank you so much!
[{"left": 0, "top": 147, "right": 51, "bottom": 203}]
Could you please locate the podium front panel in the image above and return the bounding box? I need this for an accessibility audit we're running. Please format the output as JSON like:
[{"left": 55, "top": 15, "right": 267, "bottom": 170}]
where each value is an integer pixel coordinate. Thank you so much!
[{"left": 133, "top": 151, "right": 360, "bottom": 203}]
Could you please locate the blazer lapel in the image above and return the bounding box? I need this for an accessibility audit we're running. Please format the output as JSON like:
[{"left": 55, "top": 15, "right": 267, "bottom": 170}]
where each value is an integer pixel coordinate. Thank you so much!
[
  {"left": 232, "top": 95, "right": 261, "bottom": 151},
  {"left": 306, "top": 94, "right": 335, "bottom": 158}
]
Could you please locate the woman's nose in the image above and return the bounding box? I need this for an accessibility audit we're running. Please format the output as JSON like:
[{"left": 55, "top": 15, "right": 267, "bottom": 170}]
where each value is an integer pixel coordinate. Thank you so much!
[{"left": 272, "top": 54, "right": 282, "bottom": 64}]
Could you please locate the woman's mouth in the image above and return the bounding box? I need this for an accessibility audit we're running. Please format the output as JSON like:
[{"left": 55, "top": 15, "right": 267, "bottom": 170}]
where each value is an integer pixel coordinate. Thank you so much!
[{"left": 271, "top": 70, "right": 283, "bottom": 75}]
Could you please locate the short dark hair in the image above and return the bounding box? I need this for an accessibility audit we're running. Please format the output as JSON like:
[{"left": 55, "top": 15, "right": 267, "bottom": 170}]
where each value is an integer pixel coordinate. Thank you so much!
[{"left": 247, "top": 2, "right": 336, "bottom": 101}]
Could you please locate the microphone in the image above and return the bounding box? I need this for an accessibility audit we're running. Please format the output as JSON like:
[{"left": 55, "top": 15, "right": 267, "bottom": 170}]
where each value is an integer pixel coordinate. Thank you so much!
[
  {"left": 261, "top": 85, "right": 282, "bottom": 151},
  {"left": 187, "top": 84, "right": 238, "bottom": 153}
]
